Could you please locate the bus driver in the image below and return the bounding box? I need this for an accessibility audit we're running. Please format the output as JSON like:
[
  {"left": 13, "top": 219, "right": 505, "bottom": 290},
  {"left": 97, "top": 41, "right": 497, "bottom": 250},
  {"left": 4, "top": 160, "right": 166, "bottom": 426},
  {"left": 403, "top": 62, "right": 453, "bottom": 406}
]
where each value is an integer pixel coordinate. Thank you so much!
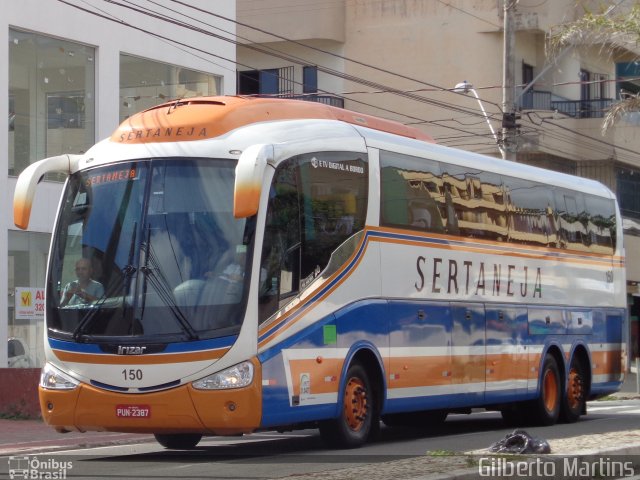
[{"left": 60, "top": 258, "right": 104, "bottom": 307}]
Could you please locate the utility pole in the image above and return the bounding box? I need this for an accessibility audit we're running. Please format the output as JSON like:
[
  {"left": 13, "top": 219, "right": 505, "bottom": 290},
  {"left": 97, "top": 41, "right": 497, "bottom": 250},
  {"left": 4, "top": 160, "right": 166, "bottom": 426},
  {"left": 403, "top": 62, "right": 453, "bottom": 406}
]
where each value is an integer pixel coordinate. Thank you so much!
[{"left": 502, "top": 0, "right": 517, "bottom": 161}]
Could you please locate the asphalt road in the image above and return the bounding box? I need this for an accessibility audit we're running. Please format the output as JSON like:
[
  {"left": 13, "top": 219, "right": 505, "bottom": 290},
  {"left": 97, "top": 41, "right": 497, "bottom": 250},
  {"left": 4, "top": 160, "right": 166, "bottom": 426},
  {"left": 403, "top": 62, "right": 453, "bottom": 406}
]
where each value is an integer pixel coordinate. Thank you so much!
[{"left": 3, "top": 399, "right": 639, "bottom": 480}]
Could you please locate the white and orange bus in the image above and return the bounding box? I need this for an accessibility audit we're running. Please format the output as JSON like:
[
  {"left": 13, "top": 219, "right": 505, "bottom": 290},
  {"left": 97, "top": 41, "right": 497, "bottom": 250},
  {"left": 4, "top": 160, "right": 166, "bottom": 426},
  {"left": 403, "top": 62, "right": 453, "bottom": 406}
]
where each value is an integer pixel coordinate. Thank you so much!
[{"left": 14, "top": 96, "right": 626, "bottom": 449}]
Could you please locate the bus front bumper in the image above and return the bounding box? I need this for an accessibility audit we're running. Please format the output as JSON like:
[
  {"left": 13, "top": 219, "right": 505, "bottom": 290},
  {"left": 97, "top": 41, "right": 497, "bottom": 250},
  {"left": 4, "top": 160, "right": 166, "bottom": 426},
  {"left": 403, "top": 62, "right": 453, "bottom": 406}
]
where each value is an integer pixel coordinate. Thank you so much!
[{"left": 39, "top": 360, "right": 262, "bottom": 436}]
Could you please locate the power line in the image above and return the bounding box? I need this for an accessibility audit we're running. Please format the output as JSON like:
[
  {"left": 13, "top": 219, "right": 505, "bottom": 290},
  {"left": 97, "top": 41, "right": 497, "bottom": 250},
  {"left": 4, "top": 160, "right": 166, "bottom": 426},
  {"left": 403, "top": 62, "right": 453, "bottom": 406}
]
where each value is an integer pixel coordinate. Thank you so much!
[
  {"left": 166, "top": 0, "right": 503, "bottom": 110},
  {"left": 59, "top": 0, "right": 504, "bottom": 145},
  {"left": 103, "top": 0, "right": 497, "bottom": 121},
  {"left": 60, "top": 0, "right": 640, "bottom": 164}
]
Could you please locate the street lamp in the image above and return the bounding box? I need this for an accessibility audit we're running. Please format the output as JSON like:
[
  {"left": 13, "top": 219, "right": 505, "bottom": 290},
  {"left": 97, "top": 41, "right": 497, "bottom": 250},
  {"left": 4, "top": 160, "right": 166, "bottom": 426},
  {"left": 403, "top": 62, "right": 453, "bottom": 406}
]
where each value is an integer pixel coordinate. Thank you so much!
[{"left": 453, "top": 81, "right": 505, "bottom": 158}]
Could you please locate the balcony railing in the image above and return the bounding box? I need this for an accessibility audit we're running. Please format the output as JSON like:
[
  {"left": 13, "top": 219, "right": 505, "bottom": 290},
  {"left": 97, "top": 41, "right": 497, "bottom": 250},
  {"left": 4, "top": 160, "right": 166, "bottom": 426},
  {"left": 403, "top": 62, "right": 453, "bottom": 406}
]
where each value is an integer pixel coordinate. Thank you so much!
[
  {"left": 280, "top": 94, "right": 344, "bottom": 108},
  {"left": 517, "top": 89, "right": 614, "bottom": 119}
]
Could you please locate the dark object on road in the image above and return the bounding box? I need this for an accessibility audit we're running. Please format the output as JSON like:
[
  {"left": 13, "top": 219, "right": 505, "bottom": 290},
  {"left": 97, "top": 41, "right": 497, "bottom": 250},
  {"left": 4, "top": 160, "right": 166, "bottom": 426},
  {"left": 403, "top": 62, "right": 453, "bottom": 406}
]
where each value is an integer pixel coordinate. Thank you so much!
[{"left": 488, "top": 429, "right": 551, "bottom": 454}]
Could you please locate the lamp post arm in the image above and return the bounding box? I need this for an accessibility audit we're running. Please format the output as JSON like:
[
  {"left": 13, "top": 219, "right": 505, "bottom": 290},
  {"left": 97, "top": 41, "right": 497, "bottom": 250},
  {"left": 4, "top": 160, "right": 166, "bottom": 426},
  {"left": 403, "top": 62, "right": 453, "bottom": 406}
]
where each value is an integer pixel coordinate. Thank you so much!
[{"left": 469, "top": 88, "right": 504, "bottom": 156}]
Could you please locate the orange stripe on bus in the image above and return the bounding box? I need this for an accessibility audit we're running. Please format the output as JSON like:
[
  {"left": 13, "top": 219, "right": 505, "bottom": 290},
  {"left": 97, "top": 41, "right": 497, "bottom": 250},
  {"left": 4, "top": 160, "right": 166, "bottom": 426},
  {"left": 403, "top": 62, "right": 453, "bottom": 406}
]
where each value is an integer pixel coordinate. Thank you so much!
[
  {"left": 591, "top": 349, "right": 623, "bottom": 375},
  {"left": 288, "top": 358, "right": 343, "bottom": 395},
  {"left": 373, "top": 235, "right": 619, "bottom": 268},
  {"left": 375, "top": 226, "right": 623, "bottom": 263},
  {"left": 52, "top": 348, "right": 228, "bottom": 365}
]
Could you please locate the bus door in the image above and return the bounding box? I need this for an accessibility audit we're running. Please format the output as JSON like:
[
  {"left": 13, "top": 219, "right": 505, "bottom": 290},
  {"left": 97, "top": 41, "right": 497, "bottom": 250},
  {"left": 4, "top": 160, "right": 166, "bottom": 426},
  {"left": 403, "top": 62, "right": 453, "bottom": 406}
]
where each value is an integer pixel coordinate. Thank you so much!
[
  {"left": 451, "top": 303, "right": 485, "bottom": 405},
  {"left": 485, "top": 307, "right": 528, "bottom": 402}
]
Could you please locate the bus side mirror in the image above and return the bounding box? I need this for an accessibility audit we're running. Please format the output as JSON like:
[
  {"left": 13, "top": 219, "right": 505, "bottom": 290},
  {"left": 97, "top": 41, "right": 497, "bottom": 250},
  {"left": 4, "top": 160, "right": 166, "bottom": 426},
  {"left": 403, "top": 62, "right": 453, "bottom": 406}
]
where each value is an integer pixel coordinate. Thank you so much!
[
  {"left": 234, "top": 144, "right": 274, "bottom": 218},
  {"left": 13, "top": 154, "right": 79, "bottom": 229}
]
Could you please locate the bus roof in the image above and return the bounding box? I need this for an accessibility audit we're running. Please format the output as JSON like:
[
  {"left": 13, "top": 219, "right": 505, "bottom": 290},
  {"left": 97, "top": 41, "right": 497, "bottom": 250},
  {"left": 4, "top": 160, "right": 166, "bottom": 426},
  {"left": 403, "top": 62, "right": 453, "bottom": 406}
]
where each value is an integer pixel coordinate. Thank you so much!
[{"left": 111, "top": 96, "right": 434, "bottom": 145}]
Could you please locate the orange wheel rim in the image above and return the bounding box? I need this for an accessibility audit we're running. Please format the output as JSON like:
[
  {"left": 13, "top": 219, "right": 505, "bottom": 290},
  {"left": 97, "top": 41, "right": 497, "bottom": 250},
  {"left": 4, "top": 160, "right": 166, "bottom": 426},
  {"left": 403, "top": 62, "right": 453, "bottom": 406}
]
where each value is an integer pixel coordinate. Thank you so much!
[
  {"left": 543, "top": 369, "right": 558, "bottom": 412},
  {"left": 343, "top": 377, "right": 368, "bottom": 431},
  {"left": 567, "top": 367, "right": 583, "bottom": 410}
]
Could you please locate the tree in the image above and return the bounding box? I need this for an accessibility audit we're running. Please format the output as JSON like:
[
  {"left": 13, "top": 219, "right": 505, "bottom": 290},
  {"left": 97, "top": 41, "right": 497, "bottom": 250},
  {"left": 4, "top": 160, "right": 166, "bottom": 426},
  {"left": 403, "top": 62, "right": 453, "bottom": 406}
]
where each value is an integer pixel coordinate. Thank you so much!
[{"left": 546, "top": 2, "right": 640, "bottom": 134}]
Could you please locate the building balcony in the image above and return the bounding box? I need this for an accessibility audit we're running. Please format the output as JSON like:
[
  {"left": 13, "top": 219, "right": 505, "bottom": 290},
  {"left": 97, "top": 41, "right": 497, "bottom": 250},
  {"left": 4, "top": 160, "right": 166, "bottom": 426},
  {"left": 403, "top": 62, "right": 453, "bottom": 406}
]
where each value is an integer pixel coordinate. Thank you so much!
[
  {"left": 264, "top": 94, "right": 344, "bottom": 108},
  {"left": 517, "top": 89, "right": 614, "bottom": 119}
]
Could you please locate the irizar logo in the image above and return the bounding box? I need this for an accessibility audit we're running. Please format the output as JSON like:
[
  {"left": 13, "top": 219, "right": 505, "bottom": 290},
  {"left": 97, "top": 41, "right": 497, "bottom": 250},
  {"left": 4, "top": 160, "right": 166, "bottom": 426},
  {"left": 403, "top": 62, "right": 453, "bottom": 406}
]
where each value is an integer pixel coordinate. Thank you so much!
[{"left": 117, "top": 346, "right": 147, "bottom": 355}]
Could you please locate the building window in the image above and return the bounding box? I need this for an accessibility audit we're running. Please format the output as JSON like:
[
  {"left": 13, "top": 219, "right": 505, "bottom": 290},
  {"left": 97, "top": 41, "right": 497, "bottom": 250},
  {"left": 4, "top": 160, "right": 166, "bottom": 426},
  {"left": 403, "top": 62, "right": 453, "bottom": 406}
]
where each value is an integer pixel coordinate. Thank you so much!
[
  {"left": 119, "top": 54, "right": 222, "bottom": 123},
  {"left": 8, "top": 231, "right": 51, "bottom": 368},
  {"left": 237, "top": 66, "right": 294, "bottom": 96},
  {"left": 522, "top": 62, "right": 534, "bottom": 86},
  {"left": 303, "top": 66, "right": 318, "bottom": 94},
  {"left": 616, "top": 62, "right": 640, "bottom": 98},
  {"left": 618, "top": 168, "right": 640, "bottom": 220},
  {"left": 8, "top": 29, "right": 95, "bottom": 177}
]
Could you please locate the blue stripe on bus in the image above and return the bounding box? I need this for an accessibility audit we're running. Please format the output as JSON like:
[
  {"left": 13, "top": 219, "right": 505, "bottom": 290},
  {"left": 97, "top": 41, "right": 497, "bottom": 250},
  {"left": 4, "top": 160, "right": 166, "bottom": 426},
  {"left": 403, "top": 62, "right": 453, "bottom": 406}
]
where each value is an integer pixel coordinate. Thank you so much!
[
  {"left": 49, "top": 335, "right": 237, "bottom": 355},
  {"left": 259, "top": 294, "right": 624, "bottom": 428}
]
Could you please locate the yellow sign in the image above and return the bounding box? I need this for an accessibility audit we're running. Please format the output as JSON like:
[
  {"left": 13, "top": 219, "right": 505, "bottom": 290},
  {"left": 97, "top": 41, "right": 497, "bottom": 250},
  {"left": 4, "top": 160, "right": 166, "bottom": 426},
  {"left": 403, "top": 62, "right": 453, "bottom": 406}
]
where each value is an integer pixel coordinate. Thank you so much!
[
  {"left": 15, "top": 287, "right": 45, "bottom": 320},
  {"left": 21, "top": 290, "right": 32, "bottom": 307}
]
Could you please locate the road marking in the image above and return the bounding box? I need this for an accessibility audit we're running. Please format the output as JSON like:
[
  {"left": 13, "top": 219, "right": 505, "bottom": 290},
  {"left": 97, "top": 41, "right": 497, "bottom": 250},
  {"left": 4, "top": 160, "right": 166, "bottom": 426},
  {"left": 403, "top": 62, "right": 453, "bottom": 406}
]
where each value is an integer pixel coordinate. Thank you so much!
[{"left": 589, "top": 405, "right": 623, "bottom": 411}]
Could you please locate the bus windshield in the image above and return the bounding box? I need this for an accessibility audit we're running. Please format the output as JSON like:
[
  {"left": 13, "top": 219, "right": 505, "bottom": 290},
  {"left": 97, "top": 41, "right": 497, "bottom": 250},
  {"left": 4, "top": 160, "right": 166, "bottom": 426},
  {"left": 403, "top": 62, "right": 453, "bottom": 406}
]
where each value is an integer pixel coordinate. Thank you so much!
[{"left": 47, "top": 158, "right": 254, "bottom": 343}]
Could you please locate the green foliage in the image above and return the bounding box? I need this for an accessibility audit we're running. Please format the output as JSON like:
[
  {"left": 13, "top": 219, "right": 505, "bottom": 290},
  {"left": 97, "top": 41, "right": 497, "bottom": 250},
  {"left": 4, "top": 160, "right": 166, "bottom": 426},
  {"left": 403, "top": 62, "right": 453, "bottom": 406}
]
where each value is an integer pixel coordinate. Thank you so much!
[
  {"left": 547, "top": 2, "right": 640, "bottom": 58},
  {"left": 546, "top": 2, "right": 640, "bottom": 133}
]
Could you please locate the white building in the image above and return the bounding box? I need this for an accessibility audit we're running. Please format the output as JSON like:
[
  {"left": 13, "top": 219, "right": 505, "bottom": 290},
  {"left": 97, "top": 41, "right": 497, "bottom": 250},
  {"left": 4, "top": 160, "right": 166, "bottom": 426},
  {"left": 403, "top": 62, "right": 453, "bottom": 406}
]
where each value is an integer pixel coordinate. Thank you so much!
[{"left": 2, "top": 0, "right": 237, "bottom": 368}]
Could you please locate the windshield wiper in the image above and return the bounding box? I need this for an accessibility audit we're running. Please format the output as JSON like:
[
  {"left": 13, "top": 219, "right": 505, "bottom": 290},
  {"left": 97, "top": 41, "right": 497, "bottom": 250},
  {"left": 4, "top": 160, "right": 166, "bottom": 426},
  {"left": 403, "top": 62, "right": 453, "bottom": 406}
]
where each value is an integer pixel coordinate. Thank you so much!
[
  {"left": 72, "top": 265, "right": 136, "bottom": 340},
  {"left": 140, "top": 227, "right": 199, "bottom": 341},
  {"left": 73, "top": 223, "right": 138, "bottom": 341}
]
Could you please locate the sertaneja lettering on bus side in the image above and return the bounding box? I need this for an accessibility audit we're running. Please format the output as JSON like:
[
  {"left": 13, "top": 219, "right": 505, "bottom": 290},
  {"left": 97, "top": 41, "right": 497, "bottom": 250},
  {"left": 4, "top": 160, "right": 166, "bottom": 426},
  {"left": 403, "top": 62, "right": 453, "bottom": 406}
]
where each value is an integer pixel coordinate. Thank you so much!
[{"left": 415, "top": 256, "right": 543, "bottom": 298}]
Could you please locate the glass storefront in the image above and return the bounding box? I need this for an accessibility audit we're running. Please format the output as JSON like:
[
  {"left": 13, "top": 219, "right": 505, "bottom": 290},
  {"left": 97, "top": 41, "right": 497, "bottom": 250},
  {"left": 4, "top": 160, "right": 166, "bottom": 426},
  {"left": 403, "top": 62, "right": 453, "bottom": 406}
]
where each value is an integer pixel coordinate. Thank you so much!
[
  {"left": 8, "top": 29, "right": 95, "bottom": 177},
  {"left": 8, "top": 231, "right": 50, "bottom": 368},
  {"left": 119, "top": 54, "right": 222, "bottom": 122}
]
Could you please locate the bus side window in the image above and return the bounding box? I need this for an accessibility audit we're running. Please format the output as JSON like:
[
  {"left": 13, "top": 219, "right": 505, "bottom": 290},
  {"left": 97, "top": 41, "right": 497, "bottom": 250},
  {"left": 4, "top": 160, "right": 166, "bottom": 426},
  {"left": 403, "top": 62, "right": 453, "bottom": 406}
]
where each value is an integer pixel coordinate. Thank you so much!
[
  {"left": 379, "top": 150, "right": 444, "bottom": 233},
  {"left": 259, "top": 163, "right": 301, "bottom": 323},
  {"left": 554, "top": 190, "right": 587, "bottom": 251},
  {"left": 584, "top": 195, "right": 616, "bottom": 255},
  {"left": 258, "top": 152, "right": 368, "bottom": 323}
]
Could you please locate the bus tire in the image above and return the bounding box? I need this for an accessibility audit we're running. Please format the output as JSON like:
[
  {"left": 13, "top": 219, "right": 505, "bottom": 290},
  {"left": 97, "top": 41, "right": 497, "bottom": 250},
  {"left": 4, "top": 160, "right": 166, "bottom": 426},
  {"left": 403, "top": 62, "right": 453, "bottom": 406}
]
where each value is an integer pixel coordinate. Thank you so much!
[
  {"left": 560, "top": 356, "right": 587, "bottom": 423},
  {"left": 530, "top": 354, "right": 561, "bottom": 426},
  {"left": 154, "top": 433, "right": 202, "bottom": 449},
  {"left": 319, "top": 362, "right": 376, "bottom": 449}
]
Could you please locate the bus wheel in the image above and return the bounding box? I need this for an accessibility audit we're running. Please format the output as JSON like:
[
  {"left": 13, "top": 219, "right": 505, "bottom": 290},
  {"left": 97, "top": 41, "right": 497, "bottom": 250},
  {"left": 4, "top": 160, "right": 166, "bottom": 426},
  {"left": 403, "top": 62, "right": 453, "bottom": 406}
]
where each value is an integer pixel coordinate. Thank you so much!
[
  {"left": 154, "top": 433, "right": 202, "bottom": 449},
  {"left": 530, "top": 354, "right": 561, "bottom": 426},
  {"left": 319, "top": 362, "right": 376, "bottom": 448},
  {"left": 560, "top": 357, "right": 586, "bottom": 423}
]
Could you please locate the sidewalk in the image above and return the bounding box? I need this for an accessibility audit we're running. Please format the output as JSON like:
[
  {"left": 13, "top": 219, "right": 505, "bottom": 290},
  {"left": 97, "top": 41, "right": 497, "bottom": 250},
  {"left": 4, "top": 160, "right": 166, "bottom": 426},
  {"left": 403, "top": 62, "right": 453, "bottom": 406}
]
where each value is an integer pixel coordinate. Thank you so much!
[{"left": 0, "top": 419, "right": 154, "bottom": 456}]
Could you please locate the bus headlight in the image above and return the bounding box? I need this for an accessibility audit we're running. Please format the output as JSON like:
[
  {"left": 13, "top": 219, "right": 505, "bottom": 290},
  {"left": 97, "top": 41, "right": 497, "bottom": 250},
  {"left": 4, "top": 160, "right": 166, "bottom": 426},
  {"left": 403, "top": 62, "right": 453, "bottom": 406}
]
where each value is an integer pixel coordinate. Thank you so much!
[
  {"left": 192, "top": 361, "right": 254, "bottom": 390},
  {"left": 40, "top": 363, "right": 79, "bottom": 390}
]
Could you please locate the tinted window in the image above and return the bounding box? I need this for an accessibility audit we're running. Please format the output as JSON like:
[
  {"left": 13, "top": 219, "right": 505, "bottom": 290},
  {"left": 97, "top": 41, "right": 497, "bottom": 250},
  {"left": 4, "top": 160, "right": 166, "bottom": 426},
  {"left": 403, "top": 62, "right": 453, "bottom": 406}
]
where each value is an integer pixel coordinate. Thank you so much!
[
  {"left": 554, "top": 189, "right": 587, "bottom": 251},
  {"left": 441, "top": 165, "right": 505, "bottom": 241},
  {"left": 584, "top": 195, "right": 616, "bottom": 254},
  {"left": 504, "top": 177, "right": 556, "bottom": 247},
  {"left": 259, "top": 152, "right": 368, "bottom": 322},
  {"left": 380, "top": 151, "right": 445, "bottom": 233}
]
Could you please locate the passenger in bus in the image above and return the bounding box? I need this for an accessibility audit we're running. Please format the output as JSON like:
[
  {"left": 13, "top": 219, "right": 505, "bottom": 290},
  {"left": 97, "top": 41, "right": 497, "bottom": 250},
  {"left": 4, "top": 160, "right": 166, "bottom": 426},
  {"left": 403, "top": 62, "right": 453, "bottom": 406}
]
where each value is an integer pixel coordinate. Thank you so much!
[
  {"left": 60, "top": 258, "right": 105, "bottom": 307},
  {"left": 217, "top": 245, "right": 247, "bottom": 284},
  {"left": 196, "top": 245, "right": 247, "bottom": 309}
]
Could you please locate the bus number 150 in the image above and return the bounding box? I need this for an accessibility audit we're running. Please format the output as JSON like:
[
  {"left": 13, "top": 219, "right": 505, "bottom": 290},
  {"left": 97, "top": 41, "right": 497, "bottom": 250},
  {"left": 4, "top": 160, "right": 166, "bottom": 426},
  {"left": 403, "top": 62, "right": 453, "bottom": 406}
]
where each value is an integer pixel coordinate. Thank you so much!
[{"left": 122, "top": 369, "right": 143, "bottom": 381}]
